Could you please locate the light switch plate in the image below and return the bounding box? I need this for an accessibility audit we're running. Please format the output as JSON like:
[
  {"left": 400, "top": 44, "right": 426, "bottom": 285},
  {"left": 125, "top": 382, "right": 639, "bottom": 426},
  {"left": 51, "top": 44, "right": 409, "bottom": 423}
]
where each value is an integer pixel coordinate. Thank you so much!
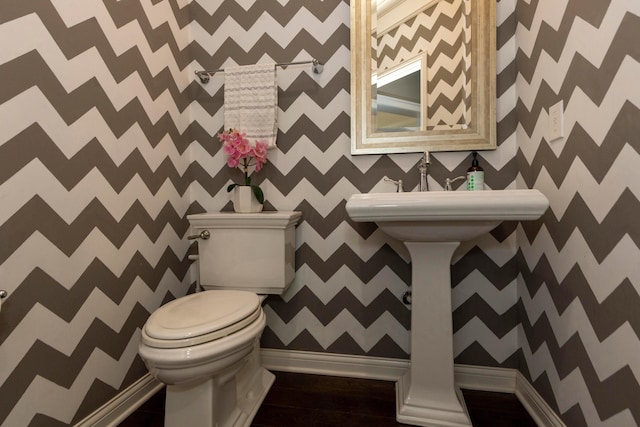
[{"left": 548, "top": 100, "right": 564, "bottom": 142}]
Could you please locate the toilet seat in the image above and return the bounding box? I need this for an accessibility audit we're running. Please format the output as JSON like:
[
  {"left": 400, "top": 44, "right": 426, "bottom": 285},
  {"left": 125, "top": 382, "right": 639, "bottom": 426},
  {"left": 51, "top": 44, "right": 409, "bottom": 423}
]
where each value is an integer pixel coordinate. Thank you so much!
[{"left": 142, "top": 290, "right": 261, "bottom": 349}]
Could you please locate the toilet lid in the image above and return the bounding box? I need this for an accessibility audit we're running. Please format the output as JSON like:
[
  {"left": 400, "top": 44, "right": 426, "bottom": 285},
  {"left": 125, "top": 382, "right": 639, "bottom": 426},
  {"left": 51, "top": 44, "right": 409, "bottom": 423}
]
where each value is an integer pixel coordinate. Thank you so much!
[{"left": 142, "top": 290, "right": 261, "bottom": 349}]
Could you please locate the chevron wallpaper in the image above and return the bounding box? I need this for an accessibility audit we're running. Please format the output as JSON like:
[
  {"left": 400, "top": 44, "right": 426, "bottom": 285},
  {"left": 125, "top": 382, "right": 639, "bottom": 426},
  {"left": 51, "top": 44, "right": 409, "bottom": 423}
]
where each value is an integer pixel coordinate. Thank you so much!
[
  {"left": 0, "top": 0, "right": 637, "bottom": 425},
  {"left": 515, "top": 0, "right": 640, "bottom": 425},
  {"left": 0, "top": 0, "right": 195, "bottom": 425}
]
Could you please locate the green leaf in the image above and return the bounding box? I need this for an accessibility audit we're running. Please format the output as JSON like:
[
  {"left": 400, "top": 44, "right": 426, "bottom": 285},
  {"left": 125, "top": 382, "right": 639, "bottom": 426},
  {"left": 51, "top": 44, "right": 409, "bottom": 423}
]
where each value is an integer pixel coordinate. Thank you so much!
[
  {"left": 226, "top": 183, "right": 238, "bottom": 192},
  {"left": 251, "top": 185, "right": 264, "bottom": 204}
]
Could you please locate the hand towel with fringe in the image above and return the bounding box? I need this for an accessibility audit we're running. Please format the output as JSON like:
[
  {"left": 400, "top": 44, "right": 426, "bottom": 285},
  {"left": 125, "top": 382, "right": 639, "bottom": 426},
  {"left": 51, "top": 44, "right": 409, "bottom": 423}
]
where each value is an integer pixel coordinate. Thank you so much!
[{"left": 224, "top": 63, "right": 278, "bottom": 148}]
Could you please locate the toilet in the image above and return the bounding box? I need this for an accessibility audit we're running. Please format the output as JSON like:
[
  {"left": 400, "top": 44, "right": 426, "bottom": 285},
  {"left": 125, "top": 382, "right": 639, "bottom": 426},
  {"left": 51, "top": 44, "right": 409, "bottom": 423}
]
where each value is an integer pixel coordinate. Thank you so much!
[{"left": 138, "top": 211, "right": 301, "bottom": 427}]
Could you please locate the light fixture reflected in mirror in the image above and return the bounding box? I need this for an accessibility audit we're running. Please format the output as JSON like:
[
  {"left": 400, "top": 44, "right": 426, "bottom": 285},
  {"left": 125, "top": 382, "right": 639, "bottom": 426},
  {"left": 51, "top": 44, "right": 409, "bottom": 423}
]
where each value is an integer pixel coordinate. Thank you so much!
[
  {"left": 351, "top": 0, "right": 496, "bottom": 154},
  {"left": 373, "top": 54, "right": 425, "bottom": 132}
]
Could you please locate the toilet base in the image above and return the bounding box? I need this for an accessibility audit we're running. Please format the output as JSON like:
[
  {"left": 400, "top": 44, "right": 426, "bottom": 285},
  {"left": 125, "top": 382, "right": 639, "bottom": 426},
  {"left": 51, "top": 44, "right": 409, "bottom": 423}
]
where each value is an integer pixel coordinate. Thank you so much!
[
  {"left": 164, "top": 363, "right": 274, "bottom": 427},
  {"left": 236, "top": 366, "right": 275, "bottom": 426}
]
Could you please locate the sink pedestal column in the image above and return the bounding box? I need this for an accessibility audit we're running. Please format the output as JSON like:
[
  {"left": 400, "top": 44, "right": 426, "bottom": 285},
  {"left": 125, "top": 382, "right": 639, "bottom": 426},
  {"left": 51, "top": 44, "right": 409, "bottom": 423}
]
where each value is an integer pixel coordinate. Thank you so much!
[{"left": 396, "top": 241, "right": 471, "bottom": 427}]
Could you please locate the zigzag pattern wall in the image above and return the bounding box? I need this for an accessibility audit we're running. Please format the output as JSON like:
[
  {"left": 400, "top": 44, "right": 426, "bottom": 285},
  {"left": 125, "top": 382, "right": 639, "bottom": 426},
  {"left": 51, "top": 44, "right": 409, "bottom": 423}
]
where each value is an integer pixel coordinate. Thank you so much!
[
  {"left": 187, "top": 0, "right": 521, "bottom": 365},
  {"left": 0, "top": 0, "right": 194, "bottom": 424},
  {"left": 0, "top": 0, "right": 520, "bottom": 424},
  {"left": 515, "top": 0, "right": 640, "bottom": 425}
]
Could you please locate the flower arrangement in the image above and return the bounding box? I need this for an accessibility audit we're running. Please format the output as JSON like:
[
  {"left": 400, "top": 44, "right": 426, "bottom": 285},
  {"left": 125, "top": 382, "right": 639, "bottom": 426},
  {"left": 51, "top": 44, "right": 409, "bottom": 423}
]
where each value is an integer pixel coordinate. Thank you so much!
[{"left": 218, "top": 128, "right": 268, "bottom": 204}]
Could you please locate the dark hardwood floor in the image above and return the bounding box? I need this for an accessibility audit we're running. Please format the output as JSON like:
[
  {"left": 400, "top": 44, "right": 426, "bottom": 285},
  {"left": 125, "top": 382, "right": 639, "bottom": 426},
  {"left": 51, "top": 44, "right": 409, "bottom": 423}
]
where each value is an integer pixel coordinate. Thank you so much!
[{"left": 120, "top": 372, "right": 537, "bottom": 426}]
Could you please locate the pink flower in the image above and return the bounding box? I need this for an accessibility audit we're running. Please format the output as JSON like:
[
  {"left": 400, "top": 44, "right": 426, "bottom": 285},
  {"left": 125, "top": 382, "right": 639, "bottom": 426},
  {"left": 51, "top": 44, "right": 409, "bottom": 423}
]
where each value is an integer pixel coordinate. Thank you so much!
[
  {"left": 252, "top": 140, "right": 268, "bottom": 171},
  {"left": 226, "top": 156, "right": 240, "bottom": 168},
  {"left": 236, "top": 140, "right": 252, "bottom": 156},
  {"left": 223, "top": 143, "right": 237, "bottom": 156},
  {"left": 218, "top": 128, "right": 269, "bottom": 191}
]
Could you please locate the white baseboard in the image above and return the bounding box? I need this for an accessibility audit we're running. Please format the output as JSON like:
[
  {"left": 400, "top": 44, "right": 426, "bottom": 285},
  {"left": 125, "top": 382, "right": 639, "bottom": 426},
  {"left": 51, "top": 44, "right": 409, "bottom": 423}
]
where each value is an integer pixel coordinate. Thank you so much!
[
  {"left": 516, "top": 370, "right": 566, "bottom": 427},
  {"left": 261, "top": 348, "right": 409, "bottom": 381},
  {"left": 454, "top": 363, "right": 517, "bottom": 393},
  {"left": 77, "top": 349, "right": 565, "bottom": 427},
  {"left": 74, "top": 374, "right": 163, "bottom": 427},
  {"left": 262, "top": 348, "right": 565, "bottom": 427}
]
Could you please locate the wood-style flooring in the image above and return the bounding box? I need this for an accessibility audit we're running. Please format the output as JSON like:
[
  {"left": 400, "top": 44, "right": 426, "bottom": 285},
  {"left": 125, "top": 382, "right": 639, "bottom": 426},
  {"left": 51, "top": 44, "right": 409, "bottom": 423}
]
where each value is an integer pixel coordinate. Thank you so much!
[{"left": 119, "top": 371, "right": 537, "bottom": 426}]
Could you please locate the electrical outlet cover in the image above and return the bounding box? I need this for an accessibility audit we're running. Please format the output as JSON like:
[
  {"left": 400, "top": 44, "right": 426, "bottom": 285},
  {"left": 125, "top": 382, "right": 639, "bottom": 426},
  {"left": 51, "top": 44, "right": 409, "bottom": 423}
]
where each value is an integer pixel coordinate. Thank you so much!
[{"left": 548, "top": 100, "right": 564, "bottom": 142}]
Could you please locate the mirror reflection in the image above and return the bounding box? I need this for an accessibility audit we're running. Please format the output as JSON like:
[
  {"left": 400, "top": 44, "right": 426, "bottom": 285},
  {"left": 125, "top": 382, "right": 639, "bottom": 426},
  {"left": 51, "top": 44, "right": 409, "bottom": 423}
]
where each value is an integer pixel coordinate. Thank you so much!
[
  {"left": 351, "top": 0, "right": 496, "bottom": 154},
  {"left": 373, "top": 54, "right": 425, "bottom": 132},
  {"left": 372, "top": 0, "right": 471, "bottom": 133}
]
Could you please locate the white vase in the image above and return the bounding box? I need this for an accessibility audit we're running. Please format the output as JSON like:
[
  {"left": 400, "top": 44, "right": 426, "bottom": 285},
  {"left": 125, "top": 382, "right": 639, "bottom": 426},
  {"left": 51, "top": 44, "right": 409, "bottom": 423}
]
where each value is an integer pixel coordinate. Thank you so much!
[{"left": 232, "top": 186, "right": 263, "bottom": 213}]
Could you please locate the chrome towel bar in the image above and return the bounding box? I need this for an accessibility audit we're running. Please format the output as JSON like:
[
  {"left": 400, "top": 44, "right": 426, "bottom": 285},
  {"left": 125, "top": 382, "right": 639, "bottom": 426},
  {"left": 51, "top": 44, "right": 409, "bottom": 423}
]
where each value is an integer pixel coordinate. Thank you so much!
[{"left": 195, "top": 59, "right": 323, "bottom": 83}]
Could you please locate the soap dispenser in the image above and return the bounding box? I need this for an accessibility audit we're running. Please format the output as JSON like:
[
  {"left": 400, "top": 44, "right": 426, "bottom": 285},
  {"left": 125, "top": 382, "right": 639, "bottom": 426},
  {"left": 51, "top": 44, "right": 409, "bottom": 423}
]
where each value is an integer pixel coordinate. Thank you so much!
[{"left": 466, "top": 152, "right": 484, "bottom": 191}]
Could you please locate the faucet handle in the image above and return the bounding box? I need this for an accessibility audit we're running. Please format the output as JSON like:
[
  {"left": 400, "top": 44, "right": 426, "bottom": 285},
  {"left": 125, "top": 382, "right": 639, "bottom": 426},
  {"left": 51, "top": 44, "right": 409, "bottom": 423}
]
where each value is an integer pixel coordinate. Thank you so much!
[
  {"left": 444, "top": 176, "right": 466, "bottom": 191},
  {"left": 384, "top": 177, "right": 404, "bottom": 192}
]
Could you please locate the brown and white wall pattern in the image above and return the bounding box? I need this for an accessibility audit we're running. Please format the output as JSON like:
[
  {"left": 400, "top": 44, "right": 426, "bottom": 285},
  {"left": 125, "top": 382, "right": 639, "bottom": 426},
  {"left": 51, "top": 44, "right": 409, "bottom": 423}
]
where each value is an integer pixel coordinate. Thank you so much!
[
  {"left": 1, "top": 0, "right": 638, "bottom": 425},
  {"left": 0, "top": 0, "right": 519, "bottom": 423},
  {"left": 0, "top": 1, "right": 194, "bottom": 424},
  {"left": 515, "top": 0, "right": 640, "bottom": 425}
]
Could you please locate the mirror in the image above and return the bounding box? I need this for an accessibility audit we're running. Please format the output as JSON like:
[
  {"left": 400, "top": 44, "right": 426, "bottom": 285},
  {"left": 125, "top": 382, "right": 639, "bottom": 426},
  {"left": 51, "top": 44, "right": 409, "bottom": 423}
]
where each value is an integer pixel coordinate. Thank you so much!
[{"left": 351, "top": 0, "right": 496, "bottom": 154}]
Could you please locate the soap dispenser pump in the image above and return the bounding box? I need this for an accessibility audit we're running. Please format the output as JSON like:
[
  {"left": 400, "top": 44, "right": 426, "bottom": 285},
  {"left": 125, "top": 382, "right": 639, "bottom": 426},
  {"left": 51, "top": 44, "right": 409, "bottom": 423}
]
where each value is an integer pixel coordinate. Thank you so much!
[{"left": 466, "top": 151, "right": 484, "bottom": 191}]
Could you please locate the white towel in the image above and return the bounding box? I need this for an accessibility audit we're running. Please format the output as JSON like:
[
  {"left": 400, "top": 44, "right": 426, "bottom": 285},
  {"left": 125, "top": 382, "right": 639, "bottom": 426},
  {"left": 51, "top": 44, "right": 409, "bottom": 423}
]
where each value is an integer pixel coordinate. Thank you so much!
[{"left": 224, "top": 63, "right": 278, "bottom": 148}]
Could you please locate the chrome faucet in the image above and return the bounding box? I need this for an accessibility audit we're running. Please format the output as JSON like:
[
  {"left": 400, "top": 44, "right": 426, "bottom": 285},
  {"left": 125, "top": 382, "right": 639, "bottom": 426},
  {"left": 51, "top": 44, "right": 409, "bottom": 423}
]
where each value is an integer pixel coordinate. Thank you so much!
[{"left": 418, "top": 151, "right": 430, "bottom": 191}]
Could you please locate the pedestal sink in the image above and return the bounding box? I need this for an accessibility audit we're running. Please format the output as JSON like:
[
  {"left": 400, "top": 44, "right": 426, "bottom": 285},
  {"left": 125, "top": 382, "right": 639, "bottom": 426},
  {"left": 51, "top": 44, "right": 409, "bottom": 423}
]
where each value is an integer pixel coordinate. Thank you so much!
[{"left": 345, "top": 190, "right": 549, "bottom": 427}]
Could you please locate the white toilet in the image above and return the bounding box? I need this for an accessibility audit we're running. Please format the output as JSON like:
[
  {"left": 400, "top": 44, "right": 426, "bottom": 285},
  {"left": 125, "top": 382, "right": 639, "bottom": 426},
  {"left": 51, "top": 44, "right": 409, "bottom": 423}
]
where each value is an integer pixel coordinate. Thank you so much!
[{"left": 138, "top": 211, "right": 301, "bottom": 427}]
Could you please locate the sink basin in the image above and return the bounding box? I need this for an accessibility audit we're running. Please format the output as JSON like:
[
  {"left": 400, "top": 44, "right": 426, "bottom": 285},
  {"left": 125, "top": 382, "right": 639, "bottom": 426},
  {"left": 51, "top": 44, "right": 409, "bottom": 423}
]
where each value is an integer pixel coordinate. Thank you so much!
[
  {"left": 345, "top": 189, "right": 549, "bottom": 426},
  {"left": 346, "top": 189, "right": 549, "bottom": 242}
]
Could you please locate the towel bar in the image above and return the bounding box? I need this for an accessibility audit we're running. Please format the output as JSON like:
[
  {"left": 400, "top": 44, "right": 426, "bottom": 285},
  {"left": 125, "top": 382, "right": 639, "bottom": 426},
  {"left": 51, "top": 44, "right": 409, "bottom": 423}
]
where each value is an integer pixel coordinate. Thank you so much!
[{"left": 195, "top": 59, "right": 323, "bottom": 84}]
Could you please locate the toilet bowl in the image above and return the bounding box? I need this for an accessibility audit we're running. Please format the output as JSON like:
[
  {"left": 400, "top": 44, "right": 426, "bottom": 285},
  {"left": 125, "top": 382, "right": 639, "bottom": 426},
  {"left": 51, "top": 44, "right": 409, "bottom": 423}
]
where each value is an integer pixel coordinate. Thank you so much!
[
  {"left": 139, "top": 290, "right": 270, "bottom": 427},
  {"left": 138, "top": 211, "right": 301, "bottom": 427}
]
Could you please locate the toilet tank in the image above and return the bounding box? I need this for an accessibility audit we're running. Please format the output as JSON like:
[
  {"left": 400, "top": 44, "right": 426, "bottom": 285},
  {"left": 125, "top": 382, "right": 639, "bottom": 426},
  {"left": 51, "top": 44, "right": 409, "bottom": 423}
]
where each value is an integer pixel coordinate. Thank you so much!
[{"left": 187, "top": 211, "right": 301, "bottom": 294}]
